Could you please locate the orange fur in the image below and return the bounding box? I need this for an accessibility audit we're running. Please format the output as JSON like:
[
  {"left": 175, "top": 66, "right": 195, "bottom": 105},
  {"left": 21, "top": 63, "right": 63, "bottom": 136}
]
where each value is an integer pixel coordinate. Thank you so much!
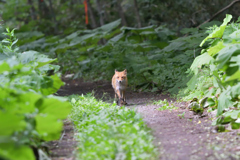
[{"left": 112, "top": 69, "right": 128, "bottom": 105}]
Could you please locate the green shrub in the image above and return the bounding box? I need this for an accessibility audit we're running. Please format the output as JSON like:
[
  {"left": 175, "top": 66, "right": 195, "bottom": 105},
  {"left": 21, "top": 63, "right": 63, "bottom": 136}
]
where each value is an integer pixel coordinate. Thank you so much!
[
  {"left": 185, "top": 14, "right": 240, "bottom": 129},
  {"left": 0, "top": 27, "right": 71, "bottom": 160}
]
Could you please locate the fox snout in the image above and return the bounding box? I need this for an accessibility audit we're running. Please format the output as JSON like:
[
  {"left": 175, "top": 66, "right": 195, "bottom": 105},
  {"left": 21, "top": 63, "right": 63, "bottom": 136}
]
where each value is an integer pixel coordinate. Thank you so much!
[{"left": 117, "top": 80, "right": 122, "bottom": 83}]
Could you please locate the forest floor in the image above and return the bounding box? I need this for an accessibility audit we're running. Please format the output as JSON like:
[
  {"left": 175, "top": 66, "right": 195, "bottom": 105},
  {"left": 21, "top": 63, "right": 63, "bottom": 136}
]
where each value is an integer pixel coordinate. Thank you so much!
[{"left": 49, "top": 78, "right": 240, "bottom": 160}]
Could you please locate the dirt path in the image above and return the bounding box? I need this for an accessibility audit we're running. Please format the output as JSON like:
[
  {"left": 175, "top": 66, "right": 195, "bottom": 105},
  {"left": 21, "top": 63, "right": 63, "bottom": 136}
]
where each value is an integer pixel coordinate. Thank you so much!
[{"left": 50, "top": 79, "right": 240, "bottom": 160}]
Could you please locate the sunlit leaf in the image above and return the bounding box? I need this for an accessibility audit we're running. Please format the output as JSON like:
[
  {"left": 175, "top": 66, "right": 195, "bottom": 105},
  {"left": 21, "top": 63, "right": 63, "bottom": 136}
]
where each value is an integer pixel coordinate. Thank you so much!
[
  {"left": 200, "top": 14, "right": 232, "bottom": 46},
  {"left": 35, "top": 114, "right": 63, "bottom": 141},
  {"left": 207, "top": 41, "right": 225, "bottom": 56},
  {"left": 0, "top": 144, "right": 35, "bottom": 160}
]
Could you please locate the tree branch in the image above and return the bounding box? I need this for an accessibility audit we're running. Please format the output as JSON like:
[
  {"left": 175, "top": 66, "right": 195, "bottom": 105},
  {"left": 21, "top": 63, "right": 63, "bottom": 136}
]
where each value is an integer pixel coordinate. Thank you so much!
[{"left": 197, "top": 0, "right": 240, "bottom": 28}]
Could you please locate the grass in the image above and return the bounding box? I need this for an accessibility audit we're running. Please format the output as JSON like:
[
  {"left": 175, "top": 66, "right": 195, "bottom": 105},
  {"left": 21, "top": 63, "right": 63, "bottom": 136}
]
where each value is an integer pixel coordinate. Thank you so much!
[{"left": 68, "top": 93, "right": 158, "bottom": 160}]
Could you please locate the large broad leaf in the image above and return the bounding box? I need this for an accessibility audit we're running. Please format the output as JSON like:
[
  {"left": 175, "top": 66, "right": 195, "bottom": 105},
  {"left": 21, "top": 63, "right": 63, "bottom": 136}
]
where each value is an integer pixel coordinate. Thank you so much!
[
  {"left": 225, "top": 70, "right": 240, "bottom": 82},
  {"left": 0, "top": 144, "right": 35, "bottom": 160},
  {"left": 0, "top": 111, "right": 25, "bottom": 136},
  {"left": 35, "top": 114, "right": 63, "bottom": 141},
  {"left": 207, "top": 41, "right": 225, "bottom": 56},
  {"left": 40, "top": 74, "right": 64, "bottom": 95},
  {"left": 19, "top": 51, "right": 57, "bottom": 68},
  {"left": 36, "top": 58, "right": 57, "bottom": 68},
  {"left": 229, "top": 54, "right": 240, "bottom": 68},
  {"left": 69, "top": 33, "right": 97, "bottom": 46},
  {"left": 38, "top": 97, "right": 72, "bottom": 119},
  {"left": 216, "top": 44, "right": 240, "bottom": 69},
  {"left": 163, "top": 41, "right": 186, "bottom": 52},
  {"left": 229, "top": 83, "right": 240, "bottom": 98},
  {"left": 231, "top": 121, "right": 240, "bottom": 129},
  {"left": 229, "top": 30, "right": 240, "bottom": 41},
  {"left": 224, "top": 110, "right": 240, "bottom": 120},
  {"left": 200, "top": 14, "right": 232, "bottom": 46},
  {"left": 108, "top": 33, "right": 125, "bottom": 42},
  {"left": 121, "top": 26, "right": 155, "bottom": 35},
  {"left": 95, "top": 19, "right": 121, "bottom": 32},
  {"left": 17, "top": 92, "right": 42, "bottom": 113},
  {"left": 190, "top": 52, "right": 214, "bottom": 74},
  {"left": 0, "top": 62, "right": 10, "bottom": 73},
  {"left": 65, "top": 31, "right": 80, "bottom": 40},
  {"left": 217, "top": 89, "right": 233, "bottom": 116}
]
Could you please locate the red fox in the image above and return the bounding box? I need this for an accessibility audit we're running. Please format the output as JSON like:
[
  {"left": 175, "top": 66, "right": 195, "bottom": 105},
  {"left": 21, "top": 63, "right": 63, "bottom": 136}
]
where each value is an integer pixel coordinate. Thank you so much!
[{"left": 112, "top": 69, "right": 128, "bottom": 106}]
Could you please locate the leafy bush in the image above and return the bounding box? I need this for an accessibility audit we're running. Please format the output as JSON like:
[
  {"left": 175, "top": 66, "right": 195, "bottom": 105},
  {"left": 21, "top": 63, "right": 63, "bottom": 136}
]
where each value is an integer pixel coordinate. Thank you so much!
[
  {"left": 16, "top": 19, "right": 214, "bottom": 94},
  {"left": 69, "top": 94, "right": 158, "bottom": 160},
  {"left": 185, "top": 14, "right": 240, "bottom": 129},
  {"left": 0, "top": 27, "right": 71, "bottom": 160}
]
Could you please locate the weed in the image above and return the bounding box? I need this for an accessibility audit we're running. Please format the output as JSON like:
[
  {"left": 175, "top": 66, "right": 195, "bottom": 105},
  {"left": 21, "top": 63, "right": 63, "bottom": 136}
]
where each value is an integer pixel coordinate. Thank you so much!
[
  {"left": 153, "top": 99, "right": 178, "bottom": 111},
  {"left": 178, "top": 112, "right": 185, "bottom": 119}
]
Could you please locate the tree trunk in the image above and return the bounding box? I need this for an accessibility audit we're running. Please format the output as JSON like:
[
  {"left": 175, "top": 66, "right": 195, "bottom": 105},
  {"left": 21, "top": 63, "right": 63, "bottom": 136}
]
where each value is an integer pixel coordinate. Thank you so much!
[
  {"left": 38, "top": 0, "right": 50, "bottom": 19},
  {"left": 116, "top": 0, "right": 127, "bottom": 26},
  {"left": 48, "top": 0, "right": 58, "bottom": 33},
  {"left": 27, "top": 0, "right": 37, "bottom": 20},
  {"left": 86, "top": 0, "right": 98, "bottom": 28},
  {"left": 96, "top": 0, "right": 104, "bottom": 26},
  {"left": 133, "top": 0, "right": 141, "bottom": 28}
]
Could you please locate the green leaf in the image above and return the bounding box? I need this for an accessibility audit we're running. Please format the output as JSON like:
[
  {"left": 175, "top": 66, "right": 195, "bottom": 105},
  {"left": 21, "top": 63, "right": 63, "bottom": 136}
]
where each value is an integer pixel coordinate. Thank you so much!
[
  {"left": 230, "top": 83, "right": 240, "bottom": 98},
  {"left": 17, "top": 93, "right": 42, "bottom": 113},
  {"left": 0, "top": 144, "right": 35, "bottom": 160},
  {"left": 40, "top": 74, "right": 64, "bottom": 95},
  {"left": 0, "top": 111, "right": 25, "bottom": 136},
  {"left": 109, "top": 33, "right": 125, "bottom": 42},
  {"left": 38, "top": 97, "right": 72, "bottom": 119},
  {"left": 231, "top": 121, "right": 240, "bottom": 129},
  {"left": 229, "top": 55, "right": 240, "bottom": 68},
  {"left": 225, "top": 70, "right": 240, "bottom": 82},
  {"left": 216, "top": 44, "right": 240, "bottom": 69},
  {"left": 97, "top": 19, "right": 121, "bottom": 32},
  {"left": 224, "top": 110, "right": 240, "bottom": 120},
  {"left": 190, "top": 52, "right": 214, "bottom": 74},
  {"left": 35, "top": 114, "right": 63, "bottom": 141},
  {"left": 207, "top": 41, "right": 225, "bottom": 56},
  {"left": 200, "top": 14, "right": 232, "bottom": 46},
  {"left": 207, "top": 97, "right": 215, "bottom": 107},
  {"left": 0, "top": 62, "right": 10, "bottom": 73},
  {"left": 121, "top": 25, "right": 155, "bottom": 33},
  {"left": 229, "top": 30, "right": 240, "bottom": 41},
  {"left": 36, "top": 58, "right": 57, "bottom": 68},
  {"left": 217, "top": 90, "right": 233, "bottom": 116}
]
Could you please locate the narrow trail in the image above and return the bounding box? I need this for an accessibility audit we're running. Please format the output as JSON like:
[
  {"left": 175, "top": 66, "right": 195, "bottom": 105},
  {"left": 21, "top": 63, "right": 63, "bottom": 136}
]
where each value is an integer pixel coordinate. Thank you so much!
[{"left": 49, "top": 79, "right": 240, "bottom": 160}]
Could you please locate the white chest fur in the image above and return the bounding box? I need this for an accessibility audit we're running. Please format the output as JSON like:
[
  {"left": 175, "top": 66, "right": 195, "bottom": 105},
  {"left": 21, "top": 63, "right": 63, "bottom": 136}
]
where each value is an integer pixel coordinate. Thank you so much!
[{"left": 115, "top": 80, "right": 127, "bottom": 91}]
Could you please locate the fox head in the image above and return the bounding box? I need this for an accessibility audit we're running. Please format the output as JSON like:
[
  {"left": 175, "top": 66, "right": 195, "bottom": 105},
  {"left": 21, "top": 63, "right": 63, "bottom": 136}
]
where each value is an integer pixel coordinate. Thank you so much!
[{"left": 115, "top": 69, "right": 127, "bottom": 83}]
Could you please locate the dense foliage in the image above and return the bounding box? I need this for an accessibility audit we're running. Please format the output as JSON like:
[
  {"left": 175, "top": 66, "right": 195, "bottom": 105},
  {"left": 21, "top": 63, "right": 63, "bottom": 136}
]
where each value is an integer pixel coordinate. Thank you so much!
[
  {"left": 69, "top": 94, "right": 157, "bottom": 159},
  {"left": 0, "top": 0, "right": 239, "bottom": 32},
  {"left": 0, "top": 27, "right": 71, "bottom": 160},
  {"left": 1, "top": 0, "right": 239, "bottom": 94},
  {"left": 185, "top": 14, "right": 240, "bottom": 129},
  {"left": 7, "top": 19, "right": 218, "bottom": 93}
]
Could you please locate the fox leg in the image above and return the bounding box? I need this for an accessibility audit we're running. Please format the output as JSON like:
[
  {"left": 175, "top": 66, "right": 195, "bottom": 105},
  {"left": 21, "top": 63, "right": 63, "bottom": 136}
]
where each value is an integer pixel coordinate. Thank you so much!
[
  {"left": 122, "top": 90, "right": 127, "bottom": 105},
  {"left": 118, "top": 90, "right": 127, "bottom": 106},
  {"left": 116, "top": 89, "right": 122, "bottom": 105}
]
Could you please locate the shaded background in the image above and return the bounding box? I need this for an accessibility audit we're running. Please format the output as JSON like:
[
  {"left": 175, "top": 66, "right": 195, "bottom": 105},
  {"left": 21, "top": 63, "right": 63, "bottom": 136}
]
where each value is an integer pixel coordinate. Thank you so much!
[{"left": 0, "top": 0, "right": 240, "bottom": 93}]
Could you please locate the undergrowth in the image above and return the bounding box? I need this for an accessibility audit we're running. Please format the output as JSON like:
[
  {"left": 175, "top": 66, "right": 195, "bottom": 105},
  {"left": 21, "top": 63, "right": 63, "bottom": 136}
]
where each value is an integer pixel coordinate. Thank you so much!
[
  {"left": 0, "top": 26, "right": 71, "bottom": 159},
  {"left": 183, "top": 14, "right": 240, "bottom": 130},
  {"left": 69, "top": 94, "right": 158, "bottom": 160},
  {"left": 12, "top": 20, "right": 219, "bottom": 94}
]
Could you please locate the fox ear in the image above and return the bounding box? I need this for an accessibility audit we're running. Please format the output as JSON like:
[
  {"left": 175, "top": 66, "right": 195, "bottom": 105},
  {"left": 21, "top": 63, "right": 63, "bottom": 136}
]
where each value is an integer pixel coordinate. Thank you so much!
[
  {"left": 115, "top": 69, "right": 118, "bottom": 73},
  {"left": 124, "top": 69, "right": 127, "bottom": 74}
]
